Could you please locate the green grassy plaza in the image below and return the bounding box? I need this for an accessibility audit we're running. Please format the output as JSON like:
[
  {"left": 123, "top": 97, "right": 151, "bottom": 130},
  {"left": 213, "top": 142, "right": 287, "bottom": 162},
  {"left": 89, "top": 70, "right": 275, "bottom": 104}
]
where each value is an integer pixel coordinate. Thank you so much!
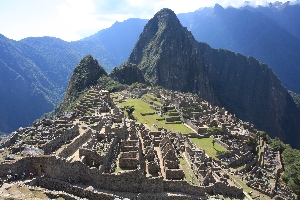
[
  {"left": 190, "top": 137, "right": 228, "bottom": 159},
  {"left": 113, "top": 95, "right": 193, "bottom": 134}
]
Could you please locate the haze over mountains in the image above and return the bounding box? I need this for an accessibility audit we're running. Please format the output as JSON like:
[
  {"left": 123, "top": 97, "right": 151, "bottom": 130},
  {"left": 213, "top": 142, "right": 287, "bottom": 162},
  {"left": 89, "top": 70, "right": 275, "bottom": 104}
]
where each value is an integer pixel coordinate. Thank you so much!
[{"left": 1, "top": 2, "right": 300, "bottom": 148}]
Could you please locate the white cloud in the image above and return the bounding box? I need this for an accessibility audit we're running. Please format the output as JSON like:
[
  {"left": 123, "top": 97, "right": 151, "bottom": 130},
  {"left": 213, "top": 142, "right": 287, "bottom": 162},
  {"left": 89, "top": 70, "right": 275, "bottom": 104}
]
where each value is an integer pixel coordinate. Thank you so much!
[
  {"left": 0, "top": 0, "right": 298, "bottom": 41},
  {"left": 54, "top": 0, "right": 100, "bottom": 40},
  {"left": 52, "top": 0, "right": 137, "bottom": 41}
]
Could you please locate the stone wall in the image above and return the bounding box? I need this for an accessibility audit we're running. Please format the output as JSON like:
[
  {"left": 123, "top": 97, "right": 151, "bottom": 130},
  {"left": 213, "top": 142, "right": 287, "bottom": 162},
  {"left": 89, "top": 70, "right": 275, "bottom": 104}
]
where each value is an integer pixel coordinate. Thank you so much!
[
  {"left": 185, "top": 119, "right": 199, "bottom": 133},
  {"left": 0, "top": 156, "right": 38, "bottom": 177},
  {"left": 228, "top": 151, "right": 253, "bottom": 168},
  {"left": 163, "top": 180, "right": 206, "bottom": 196},
  {"left": 101, "top": 170, "right": 163, "bottom": 193},
  {"left": 35, "top": 177, "right": 126, "bottom": 200},
  {"left": 0, "top": 152, "right": 242, "bottom": 198},
  {"left": 213, "top": 138, "right": 229, "bottom": 150},
  {"left": 0, "top": 131, "right": 19, "bottom": 148},
  {"left": 58, "top": 128, "right": 92, "bottom": 158},
  {"left": 79, "top": 148, "right": 105, "bottom": 168},
  {"left": 120, "top": 140, "right": 138, "bottom": 152},
  {"left": 42, "top": 125, "right": 79, "bottom": 154},
  {"left": 163, "top": 179, "right": 243, "bottom": 197},
  {"left": 165, "top": 168, "right": 184, "bottom": 180},
  {"left": 119, "top": 151, "right": 139, "bottom": 169}
]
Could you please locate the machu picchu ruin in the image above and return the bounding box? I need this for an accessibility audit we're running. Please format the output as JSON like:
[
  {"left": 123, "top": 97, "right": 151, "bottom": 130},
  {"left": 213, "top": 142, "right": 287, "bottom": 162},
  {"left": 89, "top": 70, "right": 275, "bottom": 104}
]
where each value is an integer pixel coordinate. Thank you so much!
[{"left": 0, "top": 86, "right": 296, "bottom": 199}]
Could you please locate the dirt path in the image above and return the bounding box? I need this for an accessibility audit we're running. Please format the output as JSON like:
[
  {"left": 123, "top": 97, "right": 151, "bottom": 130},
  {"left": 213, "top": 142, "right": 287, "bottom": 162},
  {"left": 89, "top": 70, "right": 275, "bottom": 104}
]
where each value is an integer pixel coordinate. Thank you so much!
[{"left": 154, "top": 147, "right": 166, "bottom": 179}]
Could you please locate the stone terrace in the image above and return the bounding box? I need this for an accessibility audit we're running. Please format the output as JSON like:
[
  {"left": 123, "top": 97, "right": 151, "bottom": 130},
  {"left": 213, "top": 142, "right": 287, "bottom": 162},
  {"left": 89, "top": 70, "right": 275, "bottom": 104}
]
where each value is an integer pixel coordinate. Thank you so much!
[{"left": 4, "top": 87, "right": 288, "bottom": 199}]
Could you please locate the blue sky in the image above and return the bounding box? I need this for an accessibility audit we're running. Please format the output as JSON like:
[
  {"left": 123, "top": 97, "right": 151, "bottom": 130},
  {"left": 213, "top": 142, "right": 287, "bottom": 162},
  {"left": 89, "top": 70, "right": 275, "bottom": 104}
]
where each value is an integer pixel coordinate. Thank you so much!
[{"left": 0, "top": 0, "right": 295, "bottom": 41}]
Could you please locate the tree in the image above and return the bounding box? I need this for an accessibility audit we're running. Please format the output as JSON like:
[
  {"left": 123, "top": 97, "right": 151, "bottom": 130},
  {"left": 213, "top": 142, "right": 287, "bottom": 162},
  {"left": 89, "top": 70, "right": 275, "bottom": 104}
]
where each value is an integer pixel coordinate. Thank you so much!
[
  {"left": 124, "top": 105, "right": 135, "bottom": 119},
  {"left": 207, "top": 126, "right": 223, "bottom": 135},
  {"left": 270, "top": 137, "right": 286, "bottom": 153},
  {"left": 258, "top": 131, "right": 271, "bottom": 143}
]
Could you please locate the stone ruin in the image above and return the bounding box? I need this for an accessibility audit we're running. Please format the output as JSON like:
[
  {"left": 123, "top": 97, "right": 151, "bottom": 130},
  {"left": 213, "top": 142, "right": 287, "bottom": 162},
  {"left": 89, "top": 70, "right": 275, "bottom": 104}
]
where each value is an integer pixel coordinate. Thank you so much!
[{"left": 4, "top": 87, "right": 296, "bottom": 199}]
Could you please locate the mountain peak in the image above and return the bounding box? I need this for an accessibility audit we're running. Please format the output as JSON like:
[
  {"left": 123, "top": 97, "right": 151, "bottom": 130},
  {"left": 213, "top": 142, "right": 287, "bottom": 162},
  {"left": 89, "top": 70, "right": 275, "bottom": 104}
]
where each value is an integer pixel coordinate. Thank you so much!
[
  {"left": 152, "top": 8, "right": 182, "bottom": 30},
  {"left": 128, "top": 7, "right": 195, "bottom": 67},
  {"left": 60, "top": 55, "right": 107, "bottom": 112},
  {"left": 154, "top": 8, "right": 176, "bottom": 19}
]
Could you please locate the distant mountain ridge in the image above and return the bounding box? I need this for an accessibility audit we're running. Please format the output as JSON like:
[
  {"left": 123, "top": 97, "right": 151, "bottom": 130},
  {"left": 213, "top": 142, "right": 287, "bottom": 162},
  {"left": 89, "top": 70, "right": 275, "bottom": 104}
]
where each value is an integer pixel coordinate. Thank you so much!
[
  {"left": 242, "top": 1, "right": 300, "bottom": 38},
  {"left": 178, "top": 2, "right": 300, "bottom": 94}
]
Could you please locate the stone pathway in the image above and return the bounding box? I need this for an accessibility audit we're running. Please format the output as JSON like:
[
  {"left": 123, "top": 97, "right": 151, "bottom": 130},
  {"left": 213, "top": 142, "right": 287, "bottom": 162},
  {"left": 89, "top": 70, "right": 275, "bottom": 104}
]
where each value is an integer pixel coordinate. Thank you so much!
[
  {"left": 183, "top": 123, "right": 197, "bottom": 133},
  {"left": 67, "top": 149, "right": 80, "bottom": 162}
]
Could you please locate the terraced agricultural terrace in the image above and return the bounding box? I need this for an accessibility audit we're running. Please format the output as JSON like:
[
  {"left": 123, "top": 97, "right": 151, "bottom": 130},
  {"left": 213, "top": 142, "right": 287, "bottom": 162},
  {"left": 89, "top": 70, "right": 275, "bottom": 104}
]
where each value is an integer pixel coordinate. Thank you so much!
[{"left": 0, "top": 87, "right": 295, "bottom": 199}]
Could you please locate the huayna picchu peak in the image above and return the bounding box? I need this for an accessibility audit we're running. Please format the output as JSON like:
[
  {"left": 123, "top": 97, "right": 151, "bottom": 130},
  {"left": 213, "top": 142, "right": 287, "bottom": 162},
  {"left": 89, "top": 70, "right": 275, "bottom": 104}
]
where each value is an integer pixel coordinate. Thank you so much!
[
  {"left": 129, "top": 8, "right": 216, "bottom": 103},
  {"left": 126, "top": 8, "right": 300, "bottom": 149}
]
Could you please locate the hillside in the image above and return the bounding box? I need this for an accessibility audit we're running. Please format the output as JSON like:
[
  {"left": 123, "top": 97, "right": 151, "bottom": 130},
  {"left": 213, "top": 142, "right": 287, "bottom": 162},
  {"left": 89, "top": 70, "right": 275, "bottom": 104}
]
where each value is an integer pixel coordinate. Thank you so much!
[
  {"left": 0, "top": 18, "right": 145, "bottom": 133},
  {"left": 109, "top": 62, "right": 146, "bottom": 85},
  {"left": 60, "top": 55, "right": 107, "bottom": 113},
  {"left": 0, "top": 35, "right": 54, "bottom": 132},
  {"left": 127, "top": 8, "right": 300, "bottom": 149}
]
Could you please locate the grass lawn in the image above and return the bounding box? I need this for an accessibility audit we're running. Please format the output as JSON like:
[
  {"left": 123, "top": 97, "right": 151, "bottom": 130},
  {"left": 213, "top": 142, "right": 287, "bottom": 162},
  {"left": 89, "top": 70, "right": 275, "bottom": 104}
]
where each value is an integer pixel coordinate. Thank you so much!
[
  {"left": 114, "top": 97, "right": 192, "bottom": 134},
  {"left": 190, "top": 137, "right": 228, "bottom": 159},
  {"left": 179, "top": 156, "right": 199, "bottom": 185},
  {"left": 144, "top": 94, "right": 163, "bottom": 106}
]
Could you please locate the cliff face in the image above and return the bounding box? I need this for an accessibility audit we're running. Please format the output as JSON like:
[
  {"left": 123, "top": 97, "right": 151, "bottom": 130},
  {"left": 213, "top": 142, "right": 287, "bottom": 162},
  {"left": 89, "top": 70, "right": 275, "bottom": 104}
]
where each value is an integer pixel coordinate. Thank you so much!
[
  {"left": 199, "top": 44, "right": 298, "bottom": 143},
  {"left": 109, "top": 62, "right": 145, "bottom": 85},
  {"left": 128, "top": 8, "right": 217, "bottom": 104},
  {"left": 127, "top": 8, "right": 300, "bottom": 148},
  {"left": 60, "top": 55, "right": 107, "bottom": 112}
]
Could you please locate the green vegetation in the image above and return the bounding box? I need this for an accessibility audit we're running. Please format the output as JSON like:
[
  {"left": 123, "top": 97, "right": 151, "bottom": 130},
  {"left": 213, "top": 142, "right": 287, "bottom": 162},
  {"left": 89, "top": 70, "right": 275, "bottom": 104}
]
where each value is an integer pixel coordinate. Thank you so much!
[
  {"left": 60, "top": 88, "right": 90, "bottom": 113},
  {"left": 206, "top": 126, "right": 223, "bottom": 135},
  {"left": 282, "top": 146, "right": 300, "bottom": 195},
  {"left": 97, "top": 75, "right": 124, "bottom": 92},
  {"left": 142, "top": 94, "right": 163, "bottom": 107},
  {"left": 190, "top": 137, "right": 228, "bottom": 159},
  {"left": 114, "top": 97, "right": 192, "bottom": 134},
  {"left": 259, "top": 131, "right": 287, "bottom": 153},
  {"left": 124, "top": 105, "right": 135, "bottom": 119},
  {"left": 110, "top": 62, "right": 146, "bottom": 85},
  {"left": 128, "top": 82, "right": 147, "bottom": 90},
  {"left": 259, "top": 131, "right": 300, "bottom": 195},
  {"left": 288, "top": 90, "right": 300, "bottom": 109}
]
